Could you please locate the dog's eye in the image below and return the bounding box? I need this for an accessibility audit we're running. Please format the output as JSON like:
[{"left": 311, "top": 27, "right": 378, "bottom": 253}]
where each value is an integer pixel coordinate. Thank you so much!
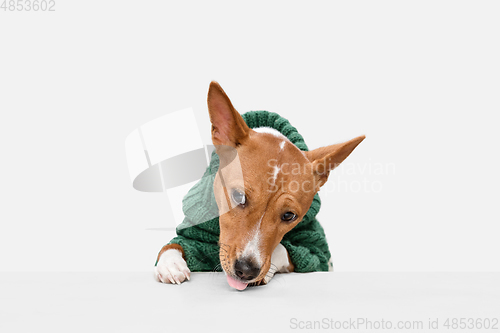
[
  {"left": 231, "top": 189, "right": 246, "bottom": 206},
  {"left": 281, "top": 212, "right": 297, "bottom": 222}
]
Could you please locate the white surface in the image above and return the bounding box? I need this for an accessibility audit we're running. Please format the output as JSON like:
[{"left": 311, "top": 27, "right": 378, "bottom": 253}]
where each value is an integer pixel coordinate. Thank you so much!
[
  {"left": 1, "top": 272, "right": 499, "bottom": 333},
  {"left": 0, "top": 1, "right": 499, "bottom": 272},
  {"left": 124, "top": 129, "right": 148, "bottom": 182}
]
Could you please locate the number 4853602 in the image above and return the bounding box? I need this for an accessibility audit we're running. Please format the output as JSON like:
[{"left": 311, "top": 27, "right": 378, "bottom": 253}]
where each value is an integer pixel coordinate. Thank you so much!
[{"left": 1, "top": 0, "right": 56, "bottom": 11}]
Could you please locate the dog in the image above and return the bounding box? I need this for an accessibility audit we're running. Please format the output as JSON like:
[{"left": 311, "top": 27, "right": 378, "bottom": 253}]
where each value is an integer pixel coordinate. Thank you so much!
[{"left": 154, "top": 81, "right": 365, "bottom": 290}]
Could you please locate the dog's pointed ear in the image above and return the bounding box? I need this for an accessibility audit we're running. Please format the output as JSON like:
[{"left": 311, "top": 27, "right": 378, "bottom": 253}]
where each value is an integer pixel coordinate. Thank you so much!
[
  {"left": 207, "top": 81, "right": 250, "bottom": 147},
  {"left": 305, "top": 135, "right": 366, "bottom": 189}
]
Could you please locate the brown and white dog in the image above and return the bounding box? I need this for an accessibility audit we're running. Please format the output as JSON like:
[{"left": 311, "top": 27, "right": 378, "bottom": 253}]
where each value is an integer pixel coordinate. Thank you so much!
[{"left": 154, "top": 82, "right": 365, "bottom": 290}]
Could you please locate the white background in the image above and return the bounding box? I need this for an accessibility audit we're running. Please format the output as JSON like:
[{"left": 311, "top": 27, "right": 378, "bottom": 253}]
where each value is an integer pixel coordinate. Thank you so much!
[{"left": 0, "top": 0, "right": 498, "bottom": 272}]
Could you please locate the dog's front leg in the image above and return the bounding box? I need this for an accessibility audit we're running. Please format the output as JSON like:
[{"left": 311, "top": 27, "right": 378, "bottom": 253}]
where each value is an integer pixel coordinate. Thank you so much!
[
  {"left": 154, "top": 244, "right": 191, "bottom": 285},
  {"left": 255, "top": 243, "right": 294, "bottom": 286}
]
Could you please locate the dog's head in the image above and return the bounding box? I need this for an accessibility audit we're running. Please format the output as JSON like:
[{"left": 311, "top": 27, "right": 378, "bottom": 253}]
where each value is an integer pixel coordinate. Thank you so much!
[{"left": 207, "top": 81, "right": 364, "bottom": 286}]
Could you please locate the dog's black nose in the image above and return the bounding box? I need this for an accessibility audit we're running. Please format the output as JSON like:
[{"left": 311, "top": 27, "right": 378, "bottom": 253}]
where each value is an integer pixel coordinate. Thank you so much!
[{"left": 234, "top": 259, "right": 261, "bottom": 281}]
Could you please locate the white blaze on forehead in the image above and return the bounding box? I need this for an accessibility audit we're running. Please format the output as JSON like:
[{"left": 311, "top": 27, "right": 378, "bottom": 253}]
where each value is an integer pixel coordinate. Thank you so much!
[
  {"left": 279, "top": 140, "right": 286, "bottom": 150},
  {"left": 272, "top": 165, "right": 280, "bottom": 183},
  {"left": 253, "top": 126, "right": 287, "bottom": 139},
  {"left": 254, "top": 127, "right": 293, "bottom": 153}
]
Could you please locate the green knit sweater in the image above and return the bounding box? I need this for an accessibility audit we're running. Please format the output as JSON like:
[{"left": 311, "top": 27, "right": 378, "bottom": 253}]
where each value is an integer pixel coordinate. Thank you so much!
[{"left": 157, "top": 111, "right": 331, "bottom": 273}]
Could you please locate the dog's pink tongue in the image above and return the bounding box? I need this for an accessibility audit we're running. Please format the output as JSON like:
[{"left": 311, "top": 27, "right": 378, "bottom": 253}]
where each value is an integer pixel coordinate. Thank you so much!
[{"left": 226, "top": 275, "right": 248, "bottom": 291}]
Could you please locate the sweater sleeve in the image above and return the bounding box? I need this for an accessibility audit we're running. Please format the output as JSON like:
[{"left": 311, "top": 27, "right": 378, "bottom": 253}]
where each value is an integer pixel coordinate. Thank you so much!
[
  {"left": 164, "top": 234, "right": 222, "bottom": 272},
  {"left": 154, "top": 215, "right": 221, "bottom": 272}
]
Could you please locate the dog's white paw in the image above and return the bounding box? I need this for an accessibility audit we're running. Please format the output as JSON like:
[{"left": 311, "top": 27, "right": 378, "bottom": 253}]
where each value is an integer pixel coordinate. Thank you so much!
[
  {"left": 154, "top": 249, "right": 191, "bottom": 285},
  {"left": 255, "top": 243, "right": 291, "bottom": 286}
]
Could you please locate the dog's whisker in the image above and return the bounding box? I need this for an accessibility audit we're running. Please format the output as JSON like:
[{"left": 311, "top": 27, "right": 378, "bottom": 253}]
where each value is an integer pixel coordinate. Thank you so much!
[{"left": 212, "top": 263, "right": 222, "bottom": 272}]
